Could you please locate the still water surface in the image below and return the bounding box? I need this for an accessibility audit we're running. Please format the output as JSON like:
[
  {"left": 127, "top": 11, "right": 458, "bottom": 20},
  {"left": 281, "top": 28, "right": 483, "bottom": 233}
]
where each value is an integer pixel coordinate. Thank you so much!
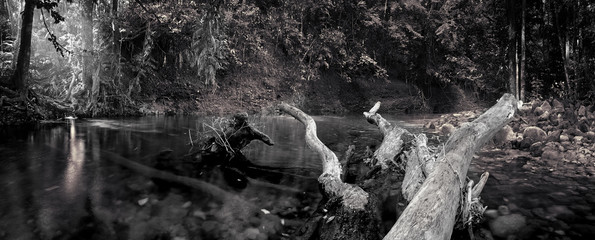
[{"left": 0, "top": 115, "right": 593, "bottom": 239}]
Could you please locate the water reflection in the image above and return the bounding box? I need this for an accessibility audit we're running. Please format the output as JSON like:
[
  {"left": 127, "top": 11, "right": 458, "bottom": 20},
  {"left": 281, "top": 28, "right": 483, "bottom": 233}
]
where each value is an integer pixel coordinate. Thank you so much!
[{"left": 63, "top": 120, "right": 85, "bottom": 199}]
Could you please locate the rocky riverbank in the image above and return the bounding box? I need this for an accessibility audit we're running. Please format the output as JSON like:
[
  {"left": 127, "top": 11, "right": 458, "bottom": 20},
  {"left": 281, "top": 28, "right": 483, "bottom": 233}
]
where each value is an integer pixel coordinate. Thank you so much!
[{"left": 427, "top": 99, "right": 595, "bottom": 240}]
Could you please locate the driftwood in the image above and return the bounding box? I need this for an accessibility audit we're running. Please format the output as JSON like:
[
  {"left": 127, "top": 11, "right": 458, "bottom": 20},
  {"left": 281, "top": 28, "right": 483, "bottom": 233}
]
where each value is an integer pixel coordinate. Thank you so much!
[
  {"left": 203, "top": 112, "right": 274, "bottom": 154},
  {"left": 278, "top": 103, "right": 369, "bottom": 209},
  {"left": 279, "top": 103, "right": 381, "bottom": 240},
  {"left": 385, "top": 94, "right": 517, "bottom": 240},
  {"left": 279, "top": 93, "right": 518, "bottom": 240},
  {"left": 153, "top": 113, "right": 275, "bottom": 187}
]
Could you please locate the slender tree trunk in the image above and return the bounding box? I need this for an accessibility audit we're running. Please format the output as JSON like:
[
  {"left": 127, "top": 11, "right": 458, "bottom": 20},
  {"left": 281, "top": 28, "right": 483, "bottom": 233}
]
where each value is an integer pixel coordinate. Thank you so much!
[
  {"left": 112, "top": 0, "right": 120, "bottom": 55},
  {"left": 555, "top": 9, "right": 571, "bottom": 100},
  {"left": 81, "top": 0, "right": 94, "bottom": 99},
  {"left": 520, "top": 0, "right": 526, "bottom": 102},
  {"left": 10, "top": 0, "right": 35, "bottom": 98},
  {"left": 507, "top": 0, "right": 518, "bottom": 99}
]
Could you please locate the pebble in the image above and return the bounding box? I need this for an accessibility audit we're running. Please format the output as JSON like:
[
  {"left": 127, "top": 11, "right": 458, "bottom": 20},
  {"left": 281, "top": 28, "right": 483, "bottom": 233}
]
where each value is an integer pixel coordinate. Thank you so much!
[{"left": 560, "top": 134, "right": 569, "bottom": 142}]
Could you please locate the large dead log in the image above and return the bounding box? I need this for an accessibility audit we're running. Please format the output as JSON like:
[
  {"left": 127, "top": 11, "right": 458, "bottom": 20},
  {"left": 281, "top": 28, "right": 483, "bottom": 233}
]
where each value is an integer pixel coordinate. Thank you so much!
[
  {"left": 384, "top": 93, "right": 517, "bottom": 240},
  {"left": 278, "top": 103, "right": 368, "bottom": 210},
  {"left": 279, "top": 103, "right": 384, "bottom": 240}
]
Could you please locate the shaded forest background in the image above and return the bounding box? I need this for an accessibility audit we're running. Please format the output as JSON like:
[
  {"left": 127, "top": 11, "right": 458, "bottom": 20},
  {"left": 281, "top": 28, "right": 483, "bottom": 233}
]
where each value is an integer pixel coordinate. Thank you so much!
[{"left": 1, "top": 0, "right": 594, "bottom": 121}]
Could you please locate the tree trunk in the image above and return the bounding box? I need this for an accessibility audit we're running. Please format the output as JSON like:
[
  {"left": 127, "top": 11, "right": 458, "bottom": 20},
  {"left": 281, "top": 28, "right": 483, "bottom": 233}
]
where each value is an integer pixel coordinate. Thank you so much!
[
  {"left": 520, "top": 0, "right": 526, "bottom": 102},
  {"left": 384, "top": 94, "right": 517, "bottom": 240},
  {"left": 10, "top": 0, "right": 35, "bottom": 98},
  {"left": 81, "top": 0, "right": 95, "bottom": 103},
  {"left": 507, "top": 0, "right": 518, "bottom": 99},
  {"left": 280, "top": 93, "right": 518, "bottom": 240},
  {"left": 112, "top": 0, "right": 121, "bottom": 56}
]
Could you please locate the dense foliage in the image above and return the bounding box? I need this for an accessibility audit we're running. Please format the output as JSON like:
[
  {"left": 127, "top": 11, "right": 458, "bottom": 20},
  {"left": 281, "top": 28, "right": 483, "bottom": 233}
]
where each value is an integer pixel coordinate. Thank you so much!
[{"left": 1, "top": 0, "right": 594, "bottom": 117}]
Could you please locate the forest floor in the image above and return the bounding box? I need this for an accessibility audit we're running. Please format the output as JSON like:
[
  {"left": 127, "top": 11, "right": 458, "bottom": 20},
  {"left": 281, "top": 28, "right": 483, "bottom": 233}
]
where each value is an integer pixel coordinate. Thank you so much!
[{"left": 135, "top": 69, "right": 485, "bottom": 118}]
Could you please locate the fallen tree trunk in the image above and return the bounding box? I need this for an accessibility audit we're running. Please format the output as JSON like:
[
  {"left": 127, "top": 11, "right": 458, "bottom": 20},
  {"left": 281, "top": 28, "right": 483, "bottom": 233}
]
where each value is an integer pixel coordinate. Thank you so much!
[
  {"left": 384, "top": 94, "right": 517, "bottom": 240},
  {"left": 280, "top": 93, "right": 517, "bottom": 240},
  {"left": 278, "top": 103, "right": 369, "bottom": 210}
]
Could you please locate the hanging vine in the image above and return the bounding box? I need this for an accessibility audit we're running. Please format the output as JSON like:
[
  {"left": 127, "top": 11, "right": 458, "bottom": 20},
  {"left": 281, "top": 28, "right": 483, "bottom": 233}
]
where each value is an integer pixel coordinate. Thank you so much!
[{"left": 188, "top": 5, "right": 229, "bottom": 89}]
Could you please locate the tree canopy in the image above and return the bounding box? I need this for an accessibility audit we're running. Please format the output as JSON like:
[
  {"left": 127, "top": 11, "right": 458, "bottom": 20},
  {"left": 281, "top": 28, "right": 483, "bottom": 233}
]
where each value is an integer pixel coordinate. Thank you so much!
[{"left": 1, "top": 0, "right": 594, "bottom": 116}]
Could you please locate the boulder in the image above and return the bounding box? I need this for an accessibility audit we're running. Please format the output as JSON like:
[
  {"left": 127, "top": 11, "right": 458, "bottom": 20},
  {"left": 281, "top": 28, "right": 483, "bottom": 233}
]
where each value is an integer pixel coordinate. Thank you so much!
[
  {"left": 586, "top": 131, "right": 595, "bottom": 141},
  {"left": 578, "top": 119, "right": 590, "bottom": 133},
  {"left": 531, "top": 100, "right": 542, "bottom": 111},
  {"left": 540, "top": 101, "right": 552, "bottom": 112},
  {"left": 538, "top": 111, "right": 550, "bottom": 122},
  {"left": 547, "top": 129, "right": 562, "bottom": 142},
  {"left": 552, "top": 99, "right": 564, "bottom": 112},
  {"left": 534, "top": 107, "right": 545, "bottom": 116},
  {"left": 529, "top": 142, "right": 544, "bottom": 157},
  {"left": 521, "top": 127, "right": 547, "bottom": 148},
  {"left": 549, "top": 113, "right": 560, "bottom": 126},
  {"left": 489, "top": 214, "right": 527, "bottom": 238}
]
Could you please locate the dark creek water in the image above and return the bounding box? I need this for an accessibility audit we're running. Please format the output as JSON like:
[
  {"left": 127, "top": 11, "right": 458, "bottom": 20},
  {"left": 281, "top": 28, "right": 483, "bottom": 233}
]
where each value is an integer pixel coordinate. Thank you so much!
[{"left": 0, "top": 116, "right": 594, "bottom": 240}]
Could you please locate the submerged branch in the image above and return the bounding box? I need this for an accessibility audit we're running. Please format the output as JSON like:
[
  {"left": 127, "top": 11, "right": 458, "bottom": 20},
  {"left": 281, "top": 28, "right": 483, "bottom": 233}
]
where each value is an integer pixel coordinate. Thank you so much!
[{"left": 100, "top": 150, "right": 259, "bottom": 211}]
